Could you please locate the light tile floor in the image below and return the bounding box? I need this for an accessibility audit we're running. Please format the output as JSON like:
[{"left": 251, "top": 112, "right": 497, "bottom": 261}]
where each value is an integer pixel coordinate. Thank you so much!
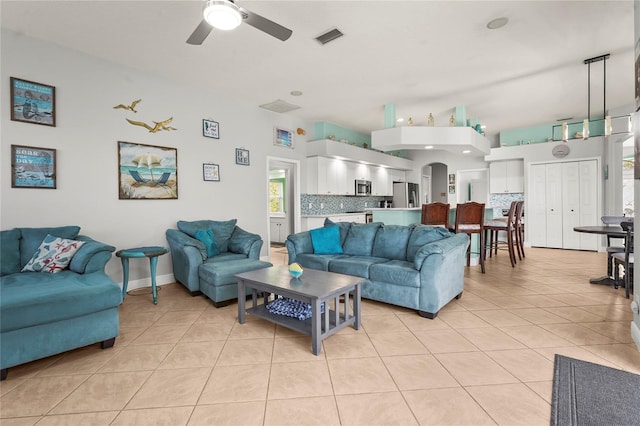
[{"left": 2, "top": 247, "right": 639, "bottom": 425}]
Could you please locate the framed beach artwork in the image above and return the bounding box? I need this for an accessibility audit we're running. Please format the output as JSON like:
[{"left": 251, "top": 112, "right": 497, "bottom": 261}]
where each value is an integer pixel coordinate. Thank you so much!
[
  {"left": 236, "top": 148, "right": 250, "bottom": 165},
  {"left": 203, "top": 163, "right": 220, "bottom": 181},
  {"left": 203, "top": 119, "right": 219, "bottom": 139},
  {"left": 118, "top": 141, "right": 178, "bottom": 200},
  {"left": 10, "top": 77, "right": 56, "bottom": 127},
  {"left": 11, "top": 145, "right": 56, "bottom": 189},
  {"left": 274, "top": 127, "right": 294, "bottom": 148}
]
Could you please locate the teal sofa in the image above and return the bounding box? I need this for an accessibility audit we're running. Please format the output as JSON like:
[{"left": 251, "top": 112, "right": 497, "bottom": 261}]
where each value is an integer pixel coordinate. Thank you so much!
[
  {"left": 166, "top": 219, "right": 272, "bottom": 307},
  {"left": 285, "top": 221, "right": 469, "bottom": 318},
  {"left": 0, "top": 226, "right": 122, "bottom": 380}
]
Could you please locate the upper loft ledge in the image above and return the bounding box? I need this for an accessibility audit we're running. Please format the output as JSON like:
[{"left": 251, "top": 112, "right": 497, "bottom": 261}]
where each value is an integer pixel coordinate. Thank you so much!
[
  {"left": 371, "top": 126, "right": 491, "bottom": 156},
  {"left": 306, "top": 139, "right": 415, "bottom": 170}
]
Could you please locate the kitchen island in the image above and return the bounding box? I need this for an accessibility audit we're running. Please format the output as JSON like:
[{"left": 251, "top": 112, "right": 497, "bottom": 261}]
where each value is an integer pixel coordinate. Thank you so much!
[{"left": 370, "top": 208, "right": 421, "bottom": 226}]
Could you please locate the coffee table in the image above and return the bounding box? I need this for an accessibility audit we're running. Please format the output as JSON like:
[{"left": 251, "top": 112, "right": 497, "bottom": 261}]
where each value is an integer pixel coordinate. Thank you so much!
[{"left": 235, "top": 265, "right": 362, "bottom": 355}]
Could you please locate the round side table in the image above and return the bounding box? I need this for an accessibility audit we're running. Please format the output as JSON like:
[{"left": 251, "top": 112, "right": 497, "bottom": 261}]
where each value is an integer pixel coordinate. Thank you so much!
[{"left": 116, "top": 246, "right": 169, "bottom": 304}]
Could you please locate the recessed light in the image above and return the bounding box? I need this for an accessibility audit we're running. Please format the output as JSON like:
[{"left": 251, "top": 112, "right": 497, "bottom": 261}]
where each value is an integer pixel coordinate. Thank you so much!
[
  {"left": 290, "top": 90, "right": 303, "bottom": 96},
  {"left": 397, "top": 118, "right": 404, "bottom": 122},
  {"left": 424, "top": 145, "right": 434, "bottom": 149},
  {"left": 462, "top": 150, "right": 471, "bottom": 154},
  {"left": 487, "top": 17, "right": 508, "bottom": 30}
]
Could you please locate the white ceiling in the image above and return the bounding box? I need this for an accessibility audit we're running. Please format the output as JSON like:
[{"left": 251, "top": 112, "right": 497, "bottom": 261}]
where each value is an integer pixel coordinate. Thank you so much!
[{"left": 1, "top": 0, "right": 635, "bottom": 144}]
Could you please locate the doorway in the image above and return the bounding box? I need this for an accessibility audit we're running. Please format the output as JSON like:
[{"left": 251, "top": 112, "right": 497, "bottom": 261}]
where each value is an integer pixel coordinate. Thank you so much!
[
  {"left": 426, "top": 162, "right": 448, "bottom": 203},
  {"left": 267, "top": 157, "right": 300, "bottom": 251}
]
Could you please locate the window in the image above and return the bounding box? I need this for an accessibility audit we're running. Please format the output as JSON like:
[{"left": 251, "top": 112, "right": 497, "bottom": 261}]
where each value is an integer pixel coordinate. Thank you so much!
[{"left": 269, "top": 179, "right": 285, "bottom": 214}]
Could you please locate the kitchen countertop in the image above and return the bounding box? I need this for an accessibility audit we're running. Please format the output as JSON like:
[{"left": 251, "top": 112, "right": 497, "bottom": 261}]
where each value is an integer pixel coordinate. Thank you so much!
[
  {"left": 368, "top": 207, "right": 421, "bottom": 211},
  {"left": 301, "top": 212, "right": 370, "bottom": 218}
]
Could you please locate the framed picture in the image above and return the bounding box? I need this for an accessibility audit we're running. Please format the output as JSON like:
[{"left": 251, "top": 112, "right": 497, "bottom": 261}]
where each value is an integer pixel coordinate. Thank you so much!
[
  {"left": 10, "top": 77, "right": 56, "bottom": 127},
  {"left": 11, "top": 145, "right": 56, "bottom": 189},
  {"left": 448, "top": 184, "right": 456, "bottom": 195},
  {"left": 274, "top": 127, "right": 294, "bottom": 148},
  {"left": 236, "top": 148, "right": 250, "bottom": 165},
  {"left": 118, "top": 141, "right": 178, "bottom": 200},
  {"left": 203, "top": 119, "right": 219, "bottom": 139},
  {"left": 203, "top": 163, "right": 220, "bottom": 181}
]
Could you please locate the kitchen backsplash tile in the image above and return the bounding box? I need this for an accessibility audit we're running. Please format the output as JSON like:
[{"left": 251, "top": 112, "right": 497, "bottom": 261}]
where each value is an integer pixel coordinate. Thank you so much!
[
  {"left": 301, "top": 194, "right": 388, "bottom": 215},
  {"left": 490, "top": 193, "right": 524, "bottom": 216}
]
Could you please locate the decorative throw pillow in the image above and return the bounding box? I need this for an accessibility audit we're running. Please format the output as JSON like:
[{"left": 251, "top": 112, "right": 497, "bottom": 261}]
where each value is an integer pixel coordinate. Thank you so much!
[
  {"left": 310, "top": 225, "right": 343, "bottom": 255},
  {"left": 195, "top": 228, "right": 220, "bottom": 257},
  {"left": 21, "top": 234, "right": 85, "bottom": 273}
]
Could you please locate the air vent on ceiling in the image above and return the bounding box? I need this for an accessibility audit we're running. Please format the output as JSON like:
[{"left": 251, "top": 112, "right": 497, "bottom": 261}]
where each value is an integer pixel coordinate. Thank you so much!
[
  {"left": 315, "top": 28, "right": 344, "bottom": 45},
  {"left": 259, "top": 99, "right": 301, "bottom": 113}
]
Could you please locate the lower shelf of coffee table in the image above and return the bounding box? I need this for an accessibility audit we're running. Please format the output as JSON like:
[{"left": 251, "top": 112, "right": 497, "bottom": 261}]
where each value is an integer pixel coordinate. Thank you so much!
[{"left": 246, "top": 304, "right": 348, "bottom": 335}]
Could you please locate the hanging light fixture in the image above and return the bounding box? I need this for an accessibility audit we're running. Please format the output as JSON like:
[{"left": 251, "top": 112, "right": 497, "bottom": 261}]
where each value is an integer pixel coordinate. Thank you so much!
[
  {"left": 582, "top": 119, "right": 589, "bottom": 139},
  {"left": 561, "top": 122, "right": 568, "bottom": 142},
  {"left": 204, "top": 0, "right": 242, "bottom": 31}
]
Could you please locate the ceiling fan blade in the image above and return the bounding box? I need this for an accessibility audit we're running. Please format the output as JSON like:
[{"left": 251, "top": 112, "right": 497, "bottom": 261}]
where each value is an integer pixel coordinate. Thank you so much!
[
  {"left": 186, "top": 19, "right": 213, "bottom": 45},
  {"left": 239, "top": 7, "right": 292, "bottom": 41}
]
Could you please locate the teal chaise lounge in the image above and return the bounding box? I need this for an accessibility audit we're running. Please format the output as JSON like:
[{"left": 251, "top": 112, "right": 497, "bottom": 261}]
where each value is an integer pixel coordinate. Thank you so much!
[
  {"left": 0, "top": 226, "right": 122, "bottom": 380},
  {"left": 166, "top": 219, "right": 272, "bottom": 307},
  {"left": 285, "top": 220, "right": 469, "bottom": 318}
]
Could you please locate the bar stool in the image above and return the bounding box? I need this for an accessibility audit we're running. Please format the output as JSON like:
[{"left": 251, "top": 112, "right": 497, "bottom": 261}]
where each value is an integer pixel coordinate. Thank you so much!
[
  {"left": 484, "top": 201, "right": 518, "bottom": 267},
  {"left": 514, "top": 201, "right": 525, "bottom": 259},
  {"left": 454, "top": 202, "right": 485, "bottom": 273},
  {"left": 421, "top": 202, "right": 450, "bottom": 228}
]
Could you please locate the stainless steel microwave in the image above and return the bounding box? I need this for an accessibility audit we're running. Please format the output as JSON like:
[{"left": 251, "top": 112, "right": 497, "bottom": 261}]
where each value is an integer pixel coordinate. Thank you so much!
[{"left": 355, "top": 180, "right": 371, "bottom": 196}]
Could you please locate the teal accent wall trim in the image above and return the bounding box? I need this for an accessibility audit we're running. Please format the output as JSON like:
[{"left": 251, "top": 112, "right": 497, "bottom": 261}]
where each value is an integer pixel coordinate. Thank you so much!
[
  {"left": 384, "top": 104, "right": 396, "bottom": 128},
  {"left": 313, "top": 121, "right": 371, "bottom": 147},
  {"left": 454, "top": 105, "right": 467, "bottom": 127},
  {"left": 500, "top": 118, "right": 607, "bottom": 146}
]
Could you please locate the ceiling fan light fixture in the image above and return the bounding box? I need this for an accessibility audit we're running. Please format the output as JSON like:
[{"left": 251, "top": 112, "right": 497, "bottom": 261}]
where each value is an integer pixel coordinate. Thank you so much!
[{"left": 204, "top": 0, "right": 242, "bottom": 31}]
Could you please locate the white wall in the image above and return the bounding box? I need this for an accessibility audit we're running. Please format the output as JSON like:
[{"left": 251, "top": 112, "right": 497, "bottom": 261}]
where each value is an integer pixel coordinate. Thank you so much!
[{"left": 1, "top": 30, "right": 312, "bottom": 286}]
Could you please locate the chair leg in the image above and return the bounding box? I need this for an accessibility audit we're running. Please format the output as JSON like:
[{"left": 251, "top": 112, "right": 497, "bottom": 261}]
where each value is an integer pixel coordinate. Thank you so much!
[
  {"left": 614, "top": 262, "right": 620, "bottom": 289},
  {"left": 479, "top": 231, "right": 485, "bottom": 274},
  {"left": 607, "top": 254, "right": 613, "bottom": 277},
  {"left": 625, "top": 265, "right": 633, "bottom": 299},
  {"left": 507, "top": 229, "right": 516, "bottom": 267},
  {"left": 518, "top": 227, "right": 525, "bottom": 258}
]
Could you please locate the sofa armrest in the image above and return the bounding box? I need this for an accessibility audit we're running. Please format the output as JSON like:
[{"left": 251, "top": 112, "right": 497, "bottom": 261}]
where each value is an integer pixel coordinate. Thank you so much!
[
  {"left": 166, "top": 229, "right": 207, "bottom": 293},
  {"left": 69, "top": 236, "right": 115, "bottom": 274},
  {"left": 413, "top": 233, "right": 470, "bottom": 270},
  {"left": 285, "top": 231, "right": 313, "bottom": 264},
  {"left": 229, "top": 226, "right": 263, "bottom": 259},
  {"left": 166, "top": 229, "right": 207, "bottom": 260}
]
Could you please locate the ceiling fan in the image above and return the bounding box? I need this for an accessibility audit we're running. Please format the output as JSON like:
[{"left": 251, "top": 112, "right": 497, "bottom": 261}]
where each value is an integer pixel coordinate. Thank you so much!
[{"left": 187, "top": 0, "right": 293, "bottom": 45}]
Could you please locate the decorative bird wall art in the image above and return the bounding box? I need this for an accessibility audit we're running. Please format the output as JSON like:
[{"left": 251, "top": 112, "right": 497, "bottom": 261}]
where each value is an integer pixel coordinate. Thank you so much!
[
  {"left": 113, "top": 99, "right": 141, "bottom": 113},
  {"left": 113, "top": 98, "right": 177, "bottom": 133},
  {"left": 126, "top": 117, "right": 177, "bottom": 133}
]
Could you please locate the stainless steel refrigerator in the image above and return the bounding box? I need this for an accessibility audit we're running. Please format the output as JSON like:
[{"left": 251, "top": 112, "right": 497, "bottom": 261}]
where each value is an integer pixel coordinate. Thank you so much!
[{"left": 393, "top": 182, "right": 420, "bottom": 208}]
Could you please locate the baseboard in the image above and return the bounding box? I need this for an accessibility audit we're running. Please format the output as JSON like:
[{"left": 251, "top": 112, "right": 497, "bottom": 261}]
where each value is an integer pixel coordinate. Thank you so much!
[{"left": 121, "top": 273, "right": 175, "bottom": 292}]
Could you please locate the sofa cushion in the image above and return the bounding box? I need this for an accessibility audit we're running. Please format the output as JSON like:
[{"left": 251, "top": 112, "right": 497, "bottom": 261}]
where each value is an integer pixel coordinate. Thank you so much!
[
  {"left": 310, "top": 226, "right": 343, "bottom": 255},
  {"left": 372, "top": 224, "right": 413, "bottom": 260},
  {"left": 199, "top": 258, "right": 272, "bottom": 287},
  {"left": 22, "top": 234, "right": 85, "bottom": 273},
  {"left": 228, "top": 226, "right": 259, "bottom": 255},
  {"left": 369, "top": 260, "right": 421, "bottom": 288},
  {"left": 0, "top": 271, "right": 122, "bottom": 333},
  {"left": 406, "top": 225, "right": 452, "bottom": 262},
  {"left": 324, "top": 218, "right": 352, "bottom": 245},
  {"left": 19, "top": 226, "right": 81, "bottom": 268},
  {"left": 328, "top": 256, "right": 389, "bottom": 278},
  {"left": 295, "top": 253, "right": 346, "bottom": 271},
  {"left": 177, "top": 219, "right": 237, "bottom": 252},
  {"left": 206, "top": 252, "right": 247, "bottom": 263},
  {"left": 342, "top": 223, "right": 382, "bottom": 256},
  {"left": 1, "top": 229, "right": 21, "bottom": 276},
  {"left": 195, "top": 229, "right": 220, "bottom": 257}
]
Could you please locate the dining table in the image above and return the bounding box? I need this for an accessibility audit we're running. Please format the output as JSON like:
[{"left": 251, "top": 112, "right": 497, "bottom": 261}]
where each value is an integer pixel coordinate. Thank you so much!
[{"left": 573, "top": 225, "right": 627, "bottom": 286}]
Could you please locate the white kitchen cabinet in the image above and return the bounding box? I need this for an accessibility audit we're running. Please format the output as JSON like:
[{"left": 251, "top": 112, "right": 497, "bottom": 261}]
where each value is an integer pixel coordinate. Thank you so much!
[
  {"left": 529, "top": 160, "right": 598, "bottom": 250},
  {"left": 389, "top": 169, "right": 406, "bottom": 183},
  {"left": 269, "top": 217, "right": 289, "bottom": 243},
  {"left": 370, "top": 166, "right": 391, "bottom": 196},
  {"left": 490, "top": 160, "right": 524, "bottom": 193},
  {"left": 307, "top": 157, "right": 348, "bottom": 195},
  {"left": 302, "top": 214, "right": 366, "bottom": 231}
]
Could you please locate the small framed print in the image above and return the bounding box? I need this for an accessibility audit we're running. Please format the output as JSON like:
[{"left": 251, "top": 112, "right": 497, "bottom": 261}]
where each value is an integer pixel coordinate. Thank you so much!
[
  {"left": 11, "top": 77, "right": 56, "bottom": 127},
  {"left": 11, "top": 144, "right": 56, "bottom": 189},
  {"left": 274, "top": 127, "right": 294, "bottom": 148},
  {"left": 203, "top": 163, "right": 220, "bottom": 181},
  {"left": 203, "top": 119, "right": 219, "bottom": 139},
  {"left": 236, "top": 148, "right": 250, "bottom": 166}
]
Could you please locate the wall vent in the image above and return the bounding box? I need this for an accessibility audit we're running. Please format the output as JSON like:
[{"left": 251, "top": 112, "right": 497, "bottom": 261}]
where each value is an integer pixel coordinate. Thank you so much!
[
  {"left": 259, "top": 99, "right": 300, "bottom": 113},
  {"left": 315, "top": 28, "right": 344, "bottom": 45}
]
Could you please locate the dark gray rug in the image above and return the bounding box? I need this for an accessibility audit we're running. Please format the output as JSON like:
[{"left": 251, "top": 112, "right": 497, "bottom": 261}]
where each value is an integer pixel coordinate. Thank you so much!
[{"left": 551, "top": 354, "right": 640, "bottom": 426}]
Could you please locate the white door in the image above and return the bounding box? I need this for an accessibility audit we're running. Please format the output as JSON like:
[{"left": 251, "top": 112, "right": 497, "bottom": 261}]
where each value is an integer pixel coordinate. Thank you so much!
[
  {"left": 578, "top": 160, "right": 598, "bottom": 250},
  {"left": 562, "top": 162, "right": 581, "bottom": 249},
  {"left": 545, "top": 163, "right": 563, "bottom": 248},
  {"left": 529, "top": 164, "right": 548, "bottom": 247}
]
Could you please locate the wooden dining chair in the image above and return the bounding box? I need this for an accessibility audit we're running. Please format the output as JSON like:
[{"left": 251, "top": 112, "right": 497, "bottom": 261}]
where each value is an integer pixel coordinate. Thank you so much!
[
  {"left": 421, "top": 202, "right": 450, "bottom": 228},
  {"left": 613, "top": 221, "right": 634, "bottom": 298},
  {"left": 514, "top": 200, "right": 525, "bottom": 259},
  {"left": 484, "top": 201, "right": 518, "bottom": 267},
  {"left": 454, "top": 202, "right": 485, "bottom": 273}
]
